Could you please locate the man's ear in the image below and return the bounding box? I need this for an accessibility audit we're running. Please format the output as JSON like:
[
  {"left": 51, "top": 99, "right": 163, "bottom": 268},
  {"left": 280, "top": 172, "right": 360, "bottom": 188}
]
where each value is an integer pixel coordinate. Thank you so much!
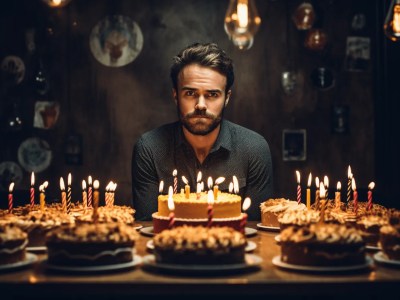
[
  {"left": 172, "top": 89, "right": 178, "bottom": 105},
  {"left": 224, "top": 90, "right": 231, "bottom": 107}
]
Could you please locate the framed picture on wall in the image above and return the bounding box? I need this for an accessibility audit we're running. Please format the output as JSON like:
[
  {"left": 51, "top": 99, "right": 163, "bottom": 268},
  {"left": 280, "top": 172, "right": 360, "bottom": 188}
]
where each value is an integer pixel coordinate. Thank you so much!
[{"left": 282, "top": 129, "right": 306, "bottom": 161}]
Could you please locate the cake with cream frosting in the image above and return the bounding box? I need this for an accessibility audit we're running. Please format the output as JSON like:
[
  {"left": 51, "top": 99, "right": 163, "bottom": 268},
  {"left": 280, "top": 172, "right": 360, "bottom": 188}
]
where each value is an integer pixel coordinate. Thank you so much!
[
  {"left": 152, "top": 191, "right": 244, "bottom": 233},
  {"left": 46, "top": 222, "right": 139, "bottom": 266},
  {"left": 279, "top": 223, "right": 366, "bottom": 266},
  {"left": 153, "top": 225, "right": 246, "bottom": 265},
  {"left": 260, "top": 198, "right": 306, "bottom": 228}
]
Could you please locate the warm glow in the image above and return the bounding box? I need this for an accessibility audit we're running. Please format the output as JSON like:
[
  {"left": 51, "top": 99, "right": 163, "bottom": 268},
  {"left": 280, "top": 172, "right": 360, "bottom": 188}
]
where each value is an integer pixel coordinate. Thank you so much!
[
  {"left": 93, "top": 180, "right": 100, "bottom": 189},
  {"left": 347, "top": 166, "right": 352, "bottom": 178},
  {"left": 233, "top": 175, "right": 239, "bottom": 193},
  {"left": 8, "top": 182, "right": 14, "bottom": 193},
  {"left": 68, "top": 173, "right": 72, "bottom": 185},
  {"left": 60, "top": 177, "right": 65, "bottom": 190},
  {"left": 181, "top": 175, "right": 189, "bottom": 185},
  {"left": 31, "top": 172, "right": 35, "bottom": 186},
  {"left": 207, "top": 177, "right": 213, "bottom": 190},
  {"left": 319, "top": 182, "right": 326, "bottom": 198},
  {"left": 173, "top": 169, "right": 177, "bottom": 177},
  {"left": 82, "top": 180, "right": 86, "bottom": 190},
  {"left": 296, "top": 170, "right": 300, "bottom": 184},
  {"left": 307, "top": 173, "right": 312, "bottom": 187},
  {"left": 368, "top": 182, "right": 375, "bottom": 190},
  {"left": 159, "top": 180, "right": 164, "bottom": 194},
  {"left": 324, "top": 176, "right": 329, "bottom": 188},
  {"left": 337, "top": 181, "right": 341, "bottom": 191},
  {"left": 352, "top": 177, "right": 357, "bottom": 191},
  {"left": 393, "top": 5, "right": 400, "bottom": 33},
  {"left": 43, "top": 181, "right": 49, "bottom": 189},
  {"left": 215, "top": 177, "right": 225, "bottom": 185},
  {"left": 229, "top": 182, "right": 233, "bottom": 193},
  {"left": 196, "top": 182, "right": 202, "bottom": 193},
  {"left": 42, "top": 0, "right": 72, "bottom": 8},
  {"left": 315, "top": 176, "right": 320, "bottom": 188},
  {"left": 168, "top": 186, "right": 175, "bottom": 211},
  {"left": 242, "top": 197, "right": 251, "bottom": 211},
  {"left": 197, "top": 171, "right": 202, "bottom": 183},
  {"left": 237, "top": 0, "right": 249, "bottom": 28},
  {"left": 88, "top": 175, "right": 92, "bottom": 185}
]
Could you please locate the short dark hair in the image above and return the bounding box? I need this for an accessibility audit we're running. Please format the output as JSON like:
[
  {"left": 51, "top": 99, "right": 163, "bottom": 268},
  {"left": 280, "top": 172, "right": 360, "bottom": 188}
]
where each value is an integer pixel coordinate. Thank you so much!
[{"left": 170, "top": 42, "right": 234, "bottom": 94}]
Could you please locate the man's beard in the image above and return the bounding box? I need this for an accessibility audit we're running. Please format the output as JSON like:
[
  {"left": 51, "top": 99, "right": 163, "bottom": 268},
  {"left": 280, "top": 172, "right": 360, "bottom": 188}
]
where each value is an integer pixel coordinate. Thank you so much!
[{"left": 178, "top": 106, "right": 224, "bottom": 136}]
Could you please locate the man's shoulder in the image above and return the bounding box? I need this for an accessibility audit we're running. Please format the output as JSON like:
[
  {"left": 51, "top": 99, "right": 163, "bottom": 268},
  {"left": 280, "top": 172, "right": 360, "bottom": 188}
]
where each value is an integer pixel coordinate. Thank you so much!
[
  {"left": 135, "top": 121, "right": 178, "bottom": 148},
  {"left": 225, "top": 120, "right": 267, "bottom": 143}
]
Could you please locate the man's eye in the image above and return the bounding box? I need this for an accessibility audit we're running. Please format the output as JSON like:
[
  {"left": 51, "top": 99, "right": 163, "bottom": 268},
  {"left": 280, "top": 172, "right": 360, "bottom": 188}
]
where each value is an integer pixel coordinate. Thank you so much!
[
  {"left": 185, "top": 91, "right": 195, "bottom": 96},
  {"left": 208, "top": 92, "right": 219, "bottom": 98}
]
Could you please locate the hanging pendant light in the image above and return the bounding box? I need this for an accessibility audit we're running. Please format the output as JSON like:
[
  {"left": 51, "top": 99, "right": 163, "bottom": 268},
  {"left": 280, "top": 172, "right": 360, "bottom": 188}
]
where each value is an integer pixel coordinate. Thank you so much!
[
  {"left": 384, "top": 0, "right": 400, "bottom": 42},
  {"left": 42, "top": 0, "right": 72, "bottom": 8},
  {"left": 292, "top": 2, "right": 315, "bottom": 30},
  {"left": 224, "top": 0, "right": 261, "bottom": 50}
]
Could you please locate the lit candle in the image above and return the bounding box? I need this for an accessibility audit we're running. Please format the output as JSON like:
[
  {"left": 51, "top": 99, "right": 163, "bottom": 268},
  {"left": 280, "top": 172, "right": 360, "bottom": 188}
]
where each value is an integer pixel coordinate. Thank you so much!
[
  {"left": 335, "top": 181, "right": 342, "bottom": 210},
  {"left": 159, "top": 180, "right": 164, "bottom": 195},
  {"left": 82, "top": 180, "right": 87, "bottom": 208},
  {"left": 367, "top": 182, "right": 375, "bottom": 211},
  {"left": 30, "top": 172, "right": 35, "bottom": 209},
  {"left": 167, "top": 186, "right": 175, "bottom": 229},
  {"left": 8, "top": 182, "right": 14, "bottom": 214},
  {"left": 315, "top": 177, "right": 320, "bottom": 208},
  {"left": 213, "top": 177, "right": 225, "bottom": 200},
  {"left": 92, "top": 180, "right": 100, "bottom": 223},
  {"left": 196, "top": 182, "right": 201, "bottom": 199},
  {"left": 196, "top": 171, "right": 202, "bottom": 183},
  {"left": 207, "top": 176, "right": 213, "bottom": 191},
  {"left": 207, "top": 190, "right": 214, "bottom": 228},
  {"left": 296, "top": 170, "right": 301, "bottom": 204},
  {"left": 67, "top": 173, "right": 72, "bottom": 214},
  {"left": 181, "top": 176, "right": 190, "bottom": 199},
  {"left": 105, "top": 182, "right": 111, "bottom": 207},
  {"left": 323, "top": 175, "right": 329, "bottom": 199},
  {"left": 347, "top": 166, "right": 352, "bottom": 204},
  {"left": 40, "top": 181, "right": 48, "bottom": 212},
  {"left": 233, "top": 175, "right": 239, "bottom": 194},
  {"left": 319, "top": 182, "right": 327, "bottom": 223},
  {"left": 229, "top": 182, "right": 234, "bottom": 193},
  {"left": 172, "top": 169, "right": 178, "bottom": 194},
  {"left": 111, "top": 182, "right": 117, "bottom": 206},
  {"left": 240, "top": 197, "right": 251, "bottom": 234},
  {"left": 88, "top": 175, "right": 93, "bottom": 207},
  {"left": 60, "top": 177, "right": 67, "bottom": 213},
  {"left": 352, "top": 177, "right": 358, "bottom": 214},
  {"left": 306, "top": 173, "right": 312, "bottom": 209}
]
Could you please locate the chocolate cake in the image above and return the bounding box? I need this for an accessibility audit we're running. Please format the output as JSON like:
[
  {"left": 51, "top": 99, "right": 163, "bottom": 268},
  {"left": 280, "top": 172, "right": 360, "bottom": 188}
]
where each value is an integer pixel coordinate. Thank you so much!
[{"left": 0, "top": 224, "right": 28, "bottom": 265}]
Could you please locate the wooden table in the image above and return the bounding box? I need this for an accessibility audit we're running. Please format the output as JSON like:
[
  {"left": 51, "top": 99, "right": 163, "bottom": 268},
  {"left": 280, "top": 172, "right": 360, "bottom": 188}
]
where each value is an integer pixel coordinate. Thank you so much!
[{"left": 1, "top": 221, "right": 399, "bottom": 299}]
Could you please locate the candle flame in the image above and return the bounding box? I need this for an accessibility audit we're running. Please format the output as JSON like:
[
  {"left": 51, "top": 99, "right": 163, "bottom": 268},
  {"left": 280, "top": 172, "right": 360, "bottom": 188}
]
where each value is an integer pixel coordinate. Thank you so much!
[
  {"left": 207, "top": 177, "right": 213, "bottom": 189},
  {"left": 113, "top": 183, "right": 117, "bottom": 191},
  {"left": 319, "top": 182, "right": 326, "bottom": 198},
  {"left": 31, "top": 172, "right": 35, "bottom": 186},
  {"left": 347, "top": 166, "right": 352, "bottom": 178},
  {"left": 207, "top": 190, "right": 214, "bottom": 205},
  {"left": 172, "top": 169, "right": 177, "bottom": 177},
  {"left": 351, "top": 177, "right": 356, "bottom": 191},
  {"left": 237, "top": 0, "right": 249, "bottom": 28},
  {"left": 242, "top": 197, "right": 251, "bottom": 211},
  {"left": 88, "top": 175, "right": 92, "bottom": 185},
  {"left": 82, "top": 180, "right": 87, "bottom": 190},
  {"left": 368, "top": 182, "right": 375, "bottom": 190},
  {"left": 324, "top": 175, "right": 329, "bottom": 188},
  {"left": 43, "top": 181, "right": 49, "bottom": 189},
  {"left": 167, "top": 186, "right": 174, "bottom": 211},
  {"left": 229, "top": 182, "right": 233, "bottom": 193},
  {"left": 60, "top": 177, "right": 65, "bottom": 190},
  {"left": 159, "top": 180, "right": 164, "bottom": 193},
  {"left": 181, "top": 175, "right": 188, "bottom": 185},
  {"left": 295, "top": 170, "right": 300, "bottom": 184},
  {"left": 93, "top": 180, "right": 100, "bottom": 189},
  {"left": 233, "top": 175, "right": 239, "bottom": 193},
  {"left": 39, "top": 184, "right": 44, "bottom": 192},
  {"left": 8, "top": 182, "right": 14, "bottom": 193},
  {"left": 337, "top": 181, "right": 341, "bottom": 191},
  {"left": 196, "top": 182, "right": 202, "bottom": 193},
  {"left": 307, "top": 173, "right": 312, "bottom": 187},
  {"left": 215, "top": 177, "right": 225, "bottom": 185},
  {"left": 68, "top": 173, "right": 72, "bottom": 185},
  {"left": 315, "top": 176, "right": 320, "bottom": 188},
  {"left": 196, "top": 171, "right": 202, "bottom": 182}
]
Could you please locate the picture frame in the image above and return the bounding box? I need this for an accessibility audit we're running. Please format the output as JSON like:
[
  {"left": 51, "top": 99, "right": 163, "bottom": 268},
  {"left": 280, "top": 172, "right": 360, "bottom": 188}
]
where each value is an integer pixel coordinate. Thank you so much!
[{"left": 282, "top": 129, "right": 307, "bottom": 161}]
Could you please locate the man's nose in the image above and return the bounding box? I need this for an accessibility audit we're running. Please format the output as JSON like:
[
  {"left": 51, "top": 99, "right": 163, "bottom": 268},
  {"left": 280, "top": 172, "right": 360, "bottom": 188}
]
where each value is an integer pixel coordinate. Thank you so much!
[{"left": 195, "top": 95, "right": 207, "bottom": 110}]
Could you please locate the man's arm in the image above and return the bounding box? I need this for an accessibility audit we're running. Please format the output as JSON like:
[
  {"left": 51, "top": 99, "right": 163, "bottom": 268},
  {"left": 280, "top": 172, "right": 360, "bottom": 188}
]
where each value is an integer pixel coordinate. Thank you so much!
[
  {"left": 131, "top": 137, "right": 160, "bottom": 221},
  {"left": 244, "top": 138, "right": 274, "bottom": 221}
]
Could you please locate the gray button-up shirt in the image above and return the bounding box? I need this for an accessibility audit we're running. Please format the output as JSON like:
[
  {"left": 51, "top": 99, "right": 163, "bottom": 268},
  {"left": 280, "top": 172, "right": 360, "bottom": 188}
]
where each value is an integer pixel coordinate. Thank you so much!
[{"left": 131, "top": 119, "right": 273, "bottom": 221}]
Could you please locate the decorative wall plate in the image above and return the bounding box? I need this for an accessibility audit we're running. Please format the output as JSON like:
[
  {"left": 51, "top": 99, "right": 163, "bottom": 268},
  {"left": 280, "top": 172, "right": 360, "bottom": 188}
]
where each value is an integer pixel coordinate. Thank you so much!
[
  {"left": 0, "top": 161, "right": 23, "bottom": 190},
  {"left": 18, "top": 137, "right": 52, "bottom": 173},
  {"left": 89, "top": 15, "right": 143, "bottom": 67},
  {"left": 1, "top": 55, "right": 25, "bottom": 85}
]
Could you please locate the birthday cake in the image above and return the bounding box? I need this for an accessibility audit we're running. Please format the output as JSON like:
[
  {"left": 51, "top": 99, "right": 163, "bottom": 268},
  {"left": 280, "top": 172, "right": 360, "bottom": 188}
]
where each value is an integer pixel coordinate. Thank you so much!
[
  {"left": 260, "top": 198, "right": 306, "bottom": 228},
  {"left": 279, "top": 223, "right": 366, "bottom": 266},
  {"left": 0, "top": 224, "right": 28, "bottom": 265},
  {"left": 152, "top": 191, "right": 244, "bottom": 233},
  {"left": 153, "top": 225, "right": 246, "bottom": 265},
  {"left": 75, "top": 206, "right": 136, "bottom": 225},
  {"left": 278, "top": 209, "right": 320, "bottom": 230},
  {"left": 379, "top": 209, "right": 400, "bottom": 260},
  {"left": 46, "top": 222, "right": 139, "bottom": 266}
]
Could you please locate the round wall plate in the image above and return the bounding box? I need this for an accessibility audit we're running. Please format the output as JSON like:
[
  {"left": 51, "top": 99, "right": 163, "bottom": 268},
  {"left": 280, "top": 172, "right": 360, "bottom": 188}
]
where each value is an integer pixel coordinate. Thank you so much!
[
  {"left": 89, "top": 15, "right": 143, "bottom": 67},
  {"left": 1, "top": 55, "right": 25, "bottom": 85},
  {"left": 0, "top": 161, "right": 23, "bottom": 190},
  {"left": 18, "top": 137, "right": 52, "bottom": 173}
]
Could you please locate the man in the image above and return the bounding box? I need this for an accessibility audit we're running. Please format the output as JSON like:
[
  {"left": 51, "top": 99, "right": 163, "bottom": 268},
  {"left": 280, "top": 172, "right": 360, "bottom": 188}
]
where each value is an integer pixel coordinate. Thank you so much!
[{"left": 132, "top": 42, "right": 273, "bottom": 221}]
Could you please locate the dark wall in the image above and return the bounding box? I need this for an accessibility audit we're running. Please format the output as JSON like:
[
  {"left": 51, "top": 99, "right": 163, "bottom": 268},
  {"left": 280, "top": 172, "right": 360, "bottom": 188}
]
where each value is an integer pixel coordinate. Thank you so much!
[{"left": 0, "top": 0, "right": 397, "bottom": 209}]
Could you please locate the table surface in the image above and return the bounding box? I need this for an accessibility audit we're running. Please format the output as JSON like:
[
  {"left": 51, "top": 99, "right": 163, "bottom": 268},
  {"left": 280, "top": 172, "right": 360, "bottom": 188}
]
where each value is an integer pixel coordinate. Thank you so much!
[{"left": 1, "top": 221, "right": 399, "bottom": 298}]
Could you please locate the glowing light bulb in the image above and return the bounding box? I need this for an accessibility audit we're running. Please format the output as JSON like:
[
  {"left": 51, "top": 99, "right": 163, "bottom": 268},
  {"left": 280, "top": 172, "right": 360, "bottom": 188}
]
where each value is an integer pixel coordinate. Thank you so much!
[
  {"left": 224, "top": 0, "right": 261, "bottom": 50},
  {"left": 384, "top": 0, "right": 400, "bottom": 42},
  {"left": 42, "top": 0, "right": 72, "bottom": 8}
]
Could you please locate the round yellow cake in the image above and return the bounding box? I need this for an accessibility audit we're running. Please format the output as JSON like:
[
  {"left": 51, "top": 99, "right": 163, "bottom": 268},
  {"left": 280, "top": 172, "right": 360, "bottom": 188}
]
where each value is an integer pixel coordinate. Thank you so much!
[{"left": 157, "top": 191, "right": 242, "bottom": 219}]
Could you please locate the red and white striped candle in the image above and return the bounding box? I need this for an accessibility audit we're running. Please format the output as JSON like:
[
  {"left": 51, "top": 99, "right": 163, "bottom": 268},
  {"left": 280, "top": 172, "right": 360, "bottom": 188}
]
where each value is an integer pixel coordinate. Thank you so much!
[
  {"left": 367, "top": 182, "right": 375, "bottom": 211},
  {"left": 88, "top": 175, "right": 93, "bottom": 207},
  {"left": 8, "top": 182, "right": 14, "bottom": 213},
  {"left": 173, "top": 169, "right": 178, "bottom": 194},
  {"left": 352, "top": 177, "right": 358, "bottom": 214},
  {"left": 167, "top": 186, "right": 175, "bottom": 229},
  {"left": 30, "top": 172, "right": 35, "bottom": 209},
  {"left": 296, "top": 170, "right": 301, "bottom": 204},
  {"left": 207, "top": 190, "right": 214, "bottom": 228}
]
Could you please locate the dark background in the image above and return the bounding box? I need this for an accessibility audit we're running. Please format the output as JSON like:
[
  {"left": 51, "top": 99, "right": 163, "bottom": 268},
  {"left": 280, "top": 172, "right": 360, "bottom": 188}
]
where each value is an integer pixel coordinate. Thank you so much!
[{"left": 0, "top": 0, "right": 398, "bottom": 211}]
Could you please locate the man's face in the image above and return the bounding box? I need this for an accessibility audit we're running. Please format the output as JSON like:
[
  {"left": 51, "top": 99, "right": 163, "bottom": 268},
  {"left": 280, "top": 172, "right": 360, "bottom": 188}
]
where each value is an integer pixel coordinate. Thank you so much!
[{"left": 174, "top": 64, "right": 231, "bottom": 136}]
